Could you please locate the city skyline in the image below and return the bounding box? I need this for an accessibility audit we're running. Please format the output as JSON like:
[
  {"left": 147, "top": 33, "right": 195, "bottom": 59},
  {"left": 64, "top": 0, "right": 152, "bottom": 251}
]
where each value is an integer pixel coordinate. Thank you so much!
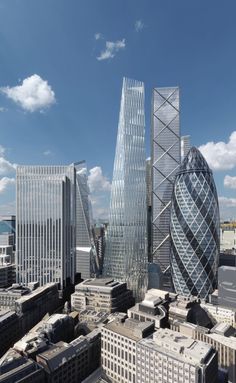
[{"left": 1, "top": 1, "right": 236, "bottom": 221}]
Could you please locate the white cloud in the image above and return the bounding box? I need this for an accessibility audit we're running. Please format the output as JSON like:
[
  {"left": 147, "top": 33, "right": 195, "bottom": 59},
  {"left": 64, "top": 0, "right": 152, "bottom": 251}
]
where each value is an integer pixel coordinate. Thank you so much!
[
  {"left": 199, "top": 131, "right": 236, "bottom": 171},
  {"left": 1, "top": 74, "right": 56, "bottom": 112},
  {"left": 218, "top": 196, "right": 236, "bottom": 220},
  {"left": 88, "top": 166, "right": 111, "bottom": 192},
  {"left": 224, "top": 175, "right": 236, "bottom": 189},
  {"left": 0, "top": 157, "right": 16, "bottom": 175},
  {"left": 219, "top": 196, "right": 236, "bottom": 208},
  {"left": 94, "top": 32, "right": 102, "bottom": 40},
  {"left": 43, "top": 150, "right": 52, "bottom": 156},
  {"left": 0, "top": 107, "right": 7, "bottom": 112},
  {"left": 135, "top": 20, "right": 144, "bottom": 32},
  {"left": 97, "top": 39, "right": 125, "bottom": 61},
  {"left": 0, "top": 177, "right": 15, "bottom": 193}
]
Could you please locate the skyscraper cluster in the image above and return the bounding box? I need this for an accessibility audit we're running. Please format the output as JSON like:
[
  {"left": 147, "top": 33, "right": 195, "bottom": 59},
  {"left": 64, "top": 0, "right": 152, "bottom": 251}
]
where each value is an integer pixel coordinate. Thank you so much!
[{"left": 14, "top": 76, "right": 220, "bottom": 303}]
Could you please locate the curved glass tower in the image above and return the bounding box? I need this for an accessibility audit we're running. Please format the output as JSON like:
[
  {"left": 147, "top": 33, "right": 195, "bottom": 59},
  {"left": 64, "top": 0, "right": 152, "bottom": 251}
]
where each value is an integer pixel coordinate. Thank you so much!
[
  {"left": 103, "top": 77, "right": 147, "bottom": 300},
  {"left": 170, "top": 147, "right": 220, "bottom": 298}
]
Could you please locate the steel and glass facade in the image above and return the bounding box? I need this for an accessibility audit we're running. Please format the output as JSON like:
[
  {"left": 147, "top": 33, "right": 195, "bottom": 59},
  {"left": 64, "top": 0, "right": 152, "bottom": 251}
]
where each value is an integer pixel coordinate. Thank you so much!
[
  {"left": 170, "top": 147, "right": 220, "bottom": 298},
  {"left": 75, "top": 161, "right": 98, "bottom": 278},
  {"left": 16, "top": 165, "right": 76, "bottom": 289},
  {"left": 152, "top": 87, "right": 180, "bottom": 289},
  {"left": 103, "top": 77, "right": 147, "bottom": 299}
]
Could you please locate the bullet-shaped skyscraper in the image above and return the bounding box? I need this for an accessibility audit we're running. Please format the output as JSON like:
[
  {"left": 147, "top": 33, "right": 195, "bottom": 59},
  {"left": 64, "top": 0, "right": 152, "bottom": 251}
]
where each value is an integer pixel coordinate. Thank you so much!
[
  {"left": 170, "top": 147, "right": 220, "bottom": 298},
  {"left": 103, "top": 77, "right": 148, "bottom": 300}
]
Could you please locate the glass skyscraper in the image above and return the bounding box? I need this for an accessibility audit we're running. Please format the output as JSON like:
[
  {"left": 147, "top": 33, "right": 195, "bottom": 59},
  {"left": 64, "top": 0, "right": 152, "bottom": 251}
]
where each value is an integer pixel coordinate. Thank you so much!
[
  {"left": 75, "top": 161, "right": 98, "bottom": 279},
  {"left": 103, "top": 77, "right": 147, "bottom": 300},
  {"left": 16, "top": 165, "right": 76, "bottom": 289},
  {"left": 152, "top": 87, "right": 180, "bottom": 289},
  {"left": 170, "top": 147, "right": 220, "bottom": 298}
]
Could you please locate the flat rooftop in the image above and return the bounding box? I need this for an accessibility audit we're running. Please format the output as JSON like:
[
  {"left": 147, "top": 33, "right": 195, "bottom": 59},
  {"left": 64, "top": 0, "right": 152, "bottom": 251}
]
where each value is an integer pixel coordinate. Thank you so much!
[
  {"left": 141, "top": 328, "right": 213, "bottom": 365},
  {"left": 75, "top": 278, "right": 126, "bottom": 291},
  {"left": 104, "top": 318, "right": 154, "bottom": 341}
]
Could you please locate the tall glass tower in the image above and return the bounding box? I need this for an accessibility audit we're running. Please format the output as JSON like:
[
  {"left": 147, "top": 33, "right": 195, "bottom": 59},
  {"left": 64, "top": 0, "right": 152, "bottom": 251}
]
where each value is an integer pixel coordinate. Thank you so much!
[
  {"left": 16, "top": 165, "right": 76, "bottom": 290},
  {"left": 170, "top": 147, "right": 220, "bottom": 298},
  {"left": 152, "top": 87, "right": 181, "bottom": 289},
  {"left": 103, "top": 77, "right": 147, "bottom": 300},
  {"left": 75, "top": 161, "right": 98, "bottom": 279}
]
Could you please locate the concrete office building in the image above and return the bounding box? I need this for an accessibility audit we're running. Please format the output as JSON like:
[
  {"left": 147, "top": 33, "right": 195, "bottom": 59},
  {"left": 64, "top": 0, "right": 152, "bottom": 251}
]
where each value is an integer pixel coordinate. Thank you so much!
[
  {"left": 152, "top": 87, "right": 181, "bottom": 290},
  {"left": 0, "top": 349, "right": 45, "bottom": 383},
  {"left": 16, "top": 165, "right": 76, "bottom": 290},
  {"left": 71, "top": 278, "right": 134, "bottom": 313},
  {"left": 218, "top": 266, "right": 236, "bottom": 309},
  {"left": 0, "top": 284, "right": 32, "bottom": 310},
  {"left": 174, "top": 321, "right": 236, "bottom": 383},
  {"left": 36, "top": 329, "right": 101, "bottom": 383},
  {"left": 127, "top": 288, "right": 168, "bottom": 329},
  {"left": 0, "top": 265, "right": 15, "bottom": 288},
  {"left": 0, "top": 310, "right": 19, "bottom": 357},
  {"left": 136, "top": 328, "right": 218, "bottom": 383},
  {"left": 201, "top": 301, "right": 236, "bottom": 328},
  {"left": 101, "top": 318, "right": 154, "bottom": 383},
  {"left": 103, "top": 78, "right": 148, "bottom": 300}
]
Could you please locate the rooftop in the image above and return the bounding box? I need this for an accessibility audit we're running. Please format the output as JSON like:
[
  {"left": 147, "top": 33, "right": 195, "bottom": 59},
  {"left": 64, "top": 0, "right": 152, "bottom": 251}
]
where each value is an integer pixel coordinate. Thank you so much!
[
  {"left": 104, "top": 318, "right": 154, "bottom": 341},
  {"left": 139, "top": 328, "right": 213, "bottom": 365},
  {"left": 75, "top": 278, "right": 126, "bottom": 292}
]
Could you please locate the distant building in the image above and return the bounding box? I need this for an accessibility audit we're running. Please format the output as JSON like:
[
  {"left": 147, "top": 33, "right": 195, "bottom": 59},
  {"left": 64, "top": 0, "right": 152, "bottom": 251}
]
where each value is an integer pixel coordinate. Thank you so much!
[
  {"left": 136, "top": 328, "right": 218, "bottom": 383},
  {"left": 220, "top": 222, "right": 236, "bottom": 252},
  {"left": 0, "top": 215, "right": 16, "bottom": 246},
  {"left": 71, "top": 278, "right": 134, "bottom": 313},
  {"left": 0, "top": 349, "right": 45, "bottom": 383},
  {"left": 101, "top": 318, "right": 154, "bottom": 383},
  {"left": 218, "top": 266, "right": 236, "bottom": 309},
  {"left": 128, "top": 288, "right": 168, "bottom": 329},
  {"left": 181, "top": 135, "right": 191, "bottom": 160}
]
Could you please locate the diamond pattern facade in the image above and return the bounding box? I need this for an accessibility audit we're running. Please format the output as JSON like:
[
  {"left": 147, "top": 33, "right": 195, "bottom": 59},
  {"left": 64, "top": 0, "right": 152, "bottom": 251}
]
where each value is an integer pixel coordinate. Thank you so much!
[
  {"left": 170, "top": 147, "right": 220, "bottom": 298},
  {"left": 152, "top": 87, "right": 180, "bottom": 289}
]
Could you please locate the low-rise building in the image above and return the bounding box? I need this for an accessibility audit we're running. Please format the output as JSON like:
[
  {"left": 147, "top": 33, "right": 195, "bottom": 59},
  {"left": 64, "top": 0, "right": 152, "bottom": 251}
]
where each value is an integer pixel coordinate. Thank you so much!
[
  {"left": 71, "top": 278, "right": 134, "bottom": 313},
  {"left": 101, "top": 318, "right": 154, "bottom": 383},
  {"left": 0, "top": 284, "right": 31, "bottom": 310},
  {"left": 0, "top": 348, "right": 45, "bottom": 383},
  {"left": 15, "top": 283, "right": 60, "bottom": 334},
  {"left": 174, "top": 321, "right": 236, "bottom": 383},
  {"left": 136, "top": 328, "right": 218, "bottom": 383},
  {"left": 128, "top": 289, "right": 168, "bottom": 329},
  {"left": 0, "top": 310, "right": 19, "bottom": 357},
  {"left": 36, "top": 329, "right": 101, "bottom": 383},
  {"left": 201, "top": 302, "right": 236, "bottom": 327}
]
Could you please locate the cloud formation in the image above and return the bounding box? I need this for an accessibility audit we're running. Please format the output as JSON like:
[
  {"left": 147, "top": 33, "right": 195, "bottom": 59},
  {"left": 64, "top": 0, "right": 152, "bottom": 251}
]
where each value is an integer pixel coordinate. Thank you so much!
[
  {"left": 88, "top": 166, "right": 111, "bottom": 192},
  {"left": 0, "top": 107, "right": 7, "bottom": 112},
  {"left": 94, "top": 32, "right": 102, "bottom": 40},
  {"left": 135, "top": 20, "right": 144, "bottom": 32},
  {"left": 219, "top": 196, "right": 236, "bottom": 208},
  {"left": 43, "top": 150, "right": 53, "bottom": 156},
  {"left": 224, "top": 175, "right": 236, "bottom": 189},
  {"left": 1, "top": 74, "right": 56, "bottom": 112},
  {"left": 0, "top": 177, "right": 15, "bottom": 193},
  {"left": 0, "top": 157, "right": 16, "bottom": 175},
  {"left": 97, "top": 39, "right": 125, "bottom": 61},
  {"left": 199, "top": 131, "right": 236, "bottom": 170}
]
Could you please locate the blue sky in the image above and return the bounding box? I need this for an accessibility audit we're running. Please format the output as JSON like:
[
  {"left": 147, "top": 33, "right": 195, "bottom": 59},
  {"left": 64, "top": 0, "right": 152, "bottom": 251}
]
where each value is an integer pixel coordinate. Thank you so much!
[{"left": 1, "top": 0, "right": 236, "bottom": 219}]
